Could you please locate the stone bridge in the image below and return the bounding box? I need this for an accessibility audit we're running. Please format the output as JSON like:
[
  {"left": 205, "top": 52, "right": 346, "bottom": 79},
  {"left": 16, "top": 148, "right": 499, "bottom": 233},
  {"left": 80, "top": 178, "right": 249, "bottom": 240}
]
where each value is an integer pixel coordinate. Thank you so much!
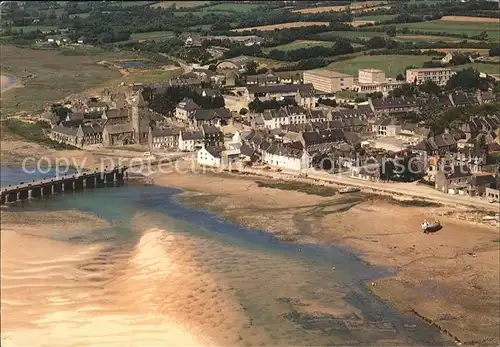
[{"left": 1, "top": 166, "right": 127, "bottom": 204}]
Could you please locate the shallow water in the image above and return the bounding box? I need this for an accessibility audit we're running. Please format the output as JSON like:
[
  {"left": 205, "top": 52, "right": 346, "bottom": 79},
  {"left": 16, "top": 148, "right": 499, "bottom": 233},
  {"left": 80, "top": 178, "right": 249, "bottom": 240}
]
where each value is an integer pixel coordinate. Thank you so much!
[{"left": 1, "top": 168, "right": 452, "bottom": 346}]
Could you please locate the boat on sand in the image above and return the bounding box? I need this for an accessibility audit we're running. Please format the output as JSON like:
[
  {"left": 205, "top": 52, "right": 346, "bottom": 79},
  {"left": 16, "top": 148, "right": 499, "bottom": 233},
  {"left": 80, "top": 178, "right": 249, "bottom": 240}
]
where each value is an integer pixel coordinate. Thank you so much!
[{"left": 422, "top": 220, "right": 441, "bottom": 233}]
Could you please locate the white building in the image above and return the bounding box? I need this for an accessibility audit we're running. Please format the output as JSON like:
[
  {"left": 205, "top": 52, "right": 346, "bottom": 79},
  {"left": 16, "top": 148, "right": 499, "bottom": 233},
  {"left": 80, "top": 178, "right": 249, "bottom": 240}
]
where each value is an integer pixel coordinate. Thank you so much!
[
  {"left": 197, "top": 146, "right": 222, "bottom": 167},
  {"left": 179, "top": 130, "right": 204, "bottom": 151},
  {"left": 262, "top": 141, "right": 312, "bottom": 170},
  {"left": 406, "top": 67, "right": 456, "bottom": 86},
  {"left": 256, "top": 106, "right": 308, "bottom": 130},
  {"left": 358, "top": 69, "right": 386, "bottom": 84}
]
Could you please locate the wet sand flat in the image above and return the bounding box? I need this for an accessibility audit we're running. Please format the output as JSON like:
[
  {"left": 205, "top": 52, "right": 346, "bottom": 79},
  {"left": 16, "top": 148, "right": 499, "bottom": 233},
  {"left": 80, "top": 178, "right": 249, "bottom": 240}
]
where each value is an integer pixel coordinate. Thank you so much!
[{"left": 152, "top": 169, "right": 500, "bottom": 345}]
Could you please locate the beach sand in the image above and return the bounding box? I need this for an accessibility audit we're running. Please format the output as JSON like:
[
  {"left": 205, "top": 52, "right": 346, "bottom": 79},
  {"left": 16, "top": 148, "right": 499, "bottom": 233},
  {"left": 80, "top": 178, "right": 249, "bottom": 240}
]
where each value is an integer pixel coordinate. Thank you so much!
[
  {"left": 151, "top": 168, "right": 500, "bottom": 345},
  {"left": 1, "top": 210, "right": 215, "bottom": 347}
]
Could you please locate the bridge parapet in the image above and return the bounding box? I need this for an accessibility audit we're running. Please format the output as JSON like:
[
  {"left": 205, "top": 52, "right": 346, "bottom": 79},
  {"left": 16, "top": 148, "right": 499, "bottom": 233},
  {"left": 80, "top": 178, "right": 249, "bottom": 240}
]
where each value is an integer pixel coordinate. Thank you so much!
[{"left": 0, "top": 166, "right": 128, "bottom": 205}]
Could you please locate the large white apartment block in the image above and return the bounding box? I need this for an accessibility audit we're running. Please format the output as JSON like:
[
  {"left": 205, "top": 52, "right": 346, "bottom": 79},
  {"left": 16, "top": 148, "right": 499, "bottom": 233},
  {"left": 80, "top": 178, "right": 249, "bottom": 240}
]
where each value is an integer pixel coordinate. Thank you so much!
[
  {"left": 358, "top": 69, "right": 386, "bottom": 84},
  {"left": 406, "top": 67, "right": 456, "bottom": 86},
  {"left": 303, "top": 69, "right": 354, "bottom": 93}
]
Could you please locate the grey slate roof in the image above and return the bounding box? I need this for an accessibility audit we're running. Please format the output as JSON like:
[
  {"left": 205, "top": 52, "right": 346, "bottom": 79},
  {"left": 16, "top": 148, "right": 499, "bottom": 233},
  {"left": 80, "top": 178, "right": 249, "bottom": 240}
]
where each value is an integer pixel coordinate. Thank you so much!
[
  {"left": 192, "top": 108, "right": 231, "bottom": 121},
  {"left": 52, "top": 125, "right": 77, "bottom": 136},
  {"left": 151, "top": 128, "right": 180, "bottom": 137},
  {"left": 247, "top": 83, "right": 314, "bottom": 95}
]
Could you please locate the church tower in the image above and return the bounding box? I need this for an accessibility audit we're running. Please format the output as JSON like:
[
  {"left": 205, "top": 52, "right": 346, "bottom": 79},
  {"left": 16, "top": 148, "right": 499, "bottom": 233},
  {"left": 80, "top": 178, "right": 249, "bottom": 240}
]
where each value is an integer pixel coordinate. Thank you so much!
[{"left": 129, "top": 89, "right": 150, "bottom": 144}]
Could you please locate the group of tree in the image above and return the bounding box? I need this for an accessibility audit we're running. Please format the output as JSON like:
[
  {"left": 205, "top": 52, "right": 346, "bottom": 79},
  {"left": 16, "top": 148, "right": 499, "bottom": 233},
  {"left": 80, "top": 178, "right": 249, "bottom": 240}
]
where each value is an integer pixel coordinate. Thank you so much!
[
  {"left": 145, "top": 86, "right": 225, "bottom": 115},
  {"left": 267, "top": 40, "right": 354, "bottom": 62}
]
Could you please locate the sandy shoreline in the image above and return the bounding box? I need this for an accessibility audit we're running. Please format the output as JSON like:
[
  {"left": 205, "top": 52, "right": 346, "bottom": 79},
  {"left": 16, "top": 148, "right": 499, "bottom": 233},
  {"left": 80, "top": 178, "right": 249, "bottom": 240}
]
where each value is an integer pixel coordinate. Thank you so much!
[
  {"left": 150, "top": 168, "right": 500, "bottom": 345},
  {"left": 1, "top": 210, "right": 215, "bottom": 347}
]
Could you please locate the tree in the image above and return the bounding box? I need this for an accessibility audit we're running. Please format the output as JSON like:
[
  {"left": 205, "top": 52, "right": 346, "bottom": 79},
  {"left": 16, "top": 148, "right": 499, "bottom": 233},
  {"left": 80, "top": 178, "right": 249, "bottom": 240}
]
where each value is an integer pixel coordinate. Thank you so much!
[
  {"left": 208, "top": 64, "right": 217, "bottom": 72},
  {"left": 239, "top": 108, "right": 248, "bottom": 115},
  {"left": 390, "top": 83, "right": 417, "bottom": 97},
  {"left": 366, "top": 36, "right": 386, "bottom": 49},
  {"left": 476, "top": 133, "right": 486, "bottom": 149},
  {"left": 386, "top": 27, "right": 397, "bottom": 37},
  {"left": 396, "top": 73, "right": 405, "bottom": 81},
  {"left": 446, "top": 68, "right": 483, "bottom": 90},
  {"left": 419, "top": 80, "right": 441, "bottom": 95},
  {"left": 489, "top": 45, "right": 500, "bottom": 57},
  {"left": 244, "top": 60, "right": 258, "bottom": 75}
]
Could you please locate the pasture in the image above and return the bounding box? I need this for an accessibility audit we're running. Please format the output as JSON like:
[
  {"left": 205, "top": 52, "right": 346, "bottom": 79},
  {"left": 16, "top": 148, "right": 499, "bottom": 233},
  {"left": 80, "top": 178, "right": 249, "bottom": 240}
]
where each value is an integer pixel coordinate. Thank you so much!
[
  {"left": 151, "top": 1, "right": 209, "bottom": 8},
  {"left": 69, "top": 12, "right": 91, "bottom": 19},
  {"left": 130, "top": 31, "right": 175, "bottom": 41},
  {"left": 453, "top": 63, "right": 500, "bottom": 76},
  {"left": 200, "top": 3, "right": 262, "bottom": 12},
  {"left": 264, "top": 40, "right": 335, "bottom": 52},
  {"left": 317, "top": 31, "right": 385, "bottom": 40},
  {"left": 326, "top": 55, "right": 435, "bottom": 77},
  {"left": 118, "top": 1, "right": 156, "bottom": 7},
  {"left": 292, "top": 2, "right": 381, "bottom": 14},
  {"left": 354, "top": 14, "right": 396, "bottom": 22},
  {"left": 0, "top": 45, "right": 140, "bottom": 116},
  {"left": 395, "top": 35, "right": 478, "bottom": 43},
  {"left": 232, "top": 22, "right": 330, "bottom": 32},
  {"left": 386, "top": 20, "right": 500, "bottom": 41},
  {"left": 440, "top": 16, "right": 500, "bottom": 23},
  {"left": 10, "top": 25, "right": 58, "bottom": 33}
]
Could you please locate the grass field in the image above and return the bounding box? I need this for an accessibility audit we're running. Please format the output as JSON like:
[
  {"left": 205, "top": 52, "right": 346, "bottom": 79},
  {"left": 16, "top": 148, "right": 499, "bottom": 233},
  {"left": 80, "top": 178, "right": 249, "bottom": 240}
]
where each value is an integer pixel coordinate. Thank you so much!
[
  {"left": 173, "top": 10, "right": 230, "bottom": 16},
  {"left": 200, "top": 3, "right": 261, "bottom": 12},
  {"left": 152, "top": 1, "right": 209, "bottom": 8},
  {"left": 453, "top": 63, "right": 500, "bottom": 75},
  {"left": 395, "top": 35, "right": 479, "bottom": 43},
  {"left": 130, "top": 31, "right": 175, "bottom": 41},
  {"left": 354, "top": 14, "right": 396, "bottom": 22},
  {"left": 326, "top": 55, "right": 435, "bottom": 77},
  {"left": 0, "top": 45, "right": 140, "bottom": 116},
  {"left": 293, "top": 2, "right": 381, "bottom": 14},
  {"left": 121, "top": 68, "right": 183, "bottom": 84},
  {"left": 10, "top": 25, "right": 58, "bottom": 33},
  {"left": 264, "top": 40, "right": 335, "bottom": 52},
  {"left": 385, "top": 20, "right": 500, "bottom": 41},
  {"left": 118, "top": 1, "right": 156, "bottom": 7},
  {"left": 317, "top": 30, "right": 385, "bottom": 40},
  {"left": 232, "top": 22, "right": 330, "bottom": 32},
  {"left": 69, "top": 12, "right": 91, "bottom": 19}
]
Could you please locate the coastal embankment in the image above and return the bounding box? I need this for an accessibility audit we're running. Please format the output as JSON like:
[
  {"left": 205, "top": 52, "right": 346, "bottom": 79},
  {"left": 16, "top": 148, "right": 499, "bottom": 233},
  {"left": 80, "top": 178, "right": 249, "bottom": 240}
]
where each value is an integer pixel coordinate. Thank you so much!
[{"left": 150, "top": 166, "right": 500, "bottom": 345}]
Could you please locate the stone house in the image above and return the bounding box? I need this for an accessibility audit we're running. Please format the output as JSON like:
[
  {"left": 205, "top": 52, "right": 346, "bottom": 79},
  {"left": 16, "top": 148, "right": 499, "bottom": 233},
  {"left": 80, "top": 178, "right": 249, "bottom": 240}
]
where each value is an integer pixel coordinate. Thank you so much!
[
  {"left": 295, "top": 86, "right": 315, "bottom": 109},
  {"left": 299, "top": 129, "right": 345, "bottom": 152},
  {"left": 261, "top": 141, "right": 312, "bottom": 171},
  {"left": 179, "top": 130, "right": 204, "bottom": 151},
  {"left": 485, "top": 186, "right": 500, "bottom": 202},
  {"left": 76, "top": 124, "right": 103, "bottom": 147},
  {"left": 50, "top": 125, "right": 77, "bottom": 145},
  {"left": 149, "top": 128, "right": 180, "bottom": 151},
  {"left": 102, "top": 124, "right": 134, "bottom": 146},
  {"left": 468, "top": 173, "right": 497, "bottom": 197},
  {"left": 372, "top": 118, "right": 400, "bottom": 137},
  {"left": 189, "top": 108, "right": 232, "bottom": 127},
  {"left": 350, "top": 164, "right": 381, "bottom": 182},
  {"left": 86, "top": 100, "right": 108, "bottom": 114},
  {"left": 369, "top": 96, "right": 419, "bottom": 115},
  {"left": 197, "top": 146, "right": 222, "bottom": 167},
  {"left": 175, "top": 98, "right": 201, "bottom": 121},
  {"left": 201, "top": 124, "right": 224, "bottom": 147},
  {"left": 435, "top": 165, "right": 473, "bottom": 194}
]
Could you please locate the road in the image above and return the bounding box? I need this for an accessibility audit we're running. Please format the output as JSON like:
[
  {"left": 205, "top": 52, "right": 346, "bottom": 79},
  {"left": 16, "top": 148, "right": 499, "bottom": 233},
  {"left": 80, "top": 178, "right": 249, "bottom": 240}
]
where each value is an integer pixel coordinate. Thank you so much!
[{"left": 241, "top": 166, "right": 499, "bottom": 212}]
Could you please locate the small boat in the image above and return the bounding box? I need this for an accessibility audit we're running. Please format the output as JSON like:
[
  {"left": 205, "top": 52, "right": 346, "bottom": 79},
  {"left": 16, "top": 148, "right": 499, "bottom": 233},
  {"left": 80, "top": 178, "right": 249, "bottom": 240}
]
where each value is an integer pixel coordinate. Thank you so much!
[
  {"left": 339, "top": 187, "right": 361, "bottom": 194},
  {"left": 422, "top": 220, "right": 441, "bottom": 233}
]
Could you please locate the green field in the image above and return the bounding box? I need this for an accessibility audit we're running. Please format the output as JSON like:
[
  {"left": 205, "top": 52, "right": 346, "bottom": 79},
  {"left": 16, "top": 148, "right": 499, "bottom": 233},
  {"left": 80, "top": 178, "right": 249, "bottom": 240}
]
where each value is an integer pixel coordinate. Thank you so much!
[
  {"left": 394, "top": 34, "right": 477, "bottom": 43},
  {"left": 118, "top": 1, "right": 156, "bottom": 6},
  {"left": 152, "top": 1, "right": 210, "bottom": 8},
  {"left": 265, "top": 40, "right": 335, "bottom": 52},
  {"left": 453, "top": 63, "right": 500, "bottom": 76},
  {"left": 122, "top": 68, "right": 183, "bottom": 84},
  {"left": 173, "top": 10, "right": 231, "bottom": 16},
  {"left": 326, "top": 55, "right": 435, "bottom": 77},
  {"left": 200, "top": 3, "right": 261, "bottom": 12},
  {"left": 385, "top": 20, "right": 500, "bottom": 41},
  {"left": 0, "top": 45, "right": 142, "bottom": 116},
  {"left": 317, "top": 31, "right": 386, "bottom": 40},
  {"left": 353, "top": 14, "right": 396, "bottom": 22},
  {"left": 10, "top": 25, "right": 58, "bottom": 33},
  {"left": 69, "top": 12, "right": 91, "bottom": 19},
  {"left": 130, "top": 31, "right": 175, "bottom": 41}
]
